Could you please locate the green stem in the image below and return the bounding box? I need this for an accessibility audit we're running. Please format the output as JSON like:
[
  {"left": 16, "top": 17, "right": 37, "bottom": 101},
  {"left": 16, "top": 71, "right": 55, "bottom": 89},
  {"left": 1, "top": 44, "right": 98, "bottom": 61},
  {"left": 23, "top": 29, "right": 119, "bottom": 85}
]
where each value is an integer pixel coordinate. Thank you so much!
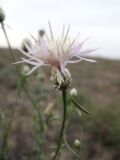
[
  {"left": 1, "top": 22, "right": 15, "bottom": 62},
  {"left": 52, "top": 89, "right": 67, "bottom": 160},
  {"left": 0, "top": 78, "right": 22, "bottom": 160},
  {"left": 0, "top": 21, "right": 41, "bottom": 160},
  {"left": 63, "top": 135, "right": 81, "bottom": 160},
  {"left": 0, "top": 22, "right": 37, "bottom": 109},
  {"left": 34, "top": 105, "right": 45, "bottom": 160}
]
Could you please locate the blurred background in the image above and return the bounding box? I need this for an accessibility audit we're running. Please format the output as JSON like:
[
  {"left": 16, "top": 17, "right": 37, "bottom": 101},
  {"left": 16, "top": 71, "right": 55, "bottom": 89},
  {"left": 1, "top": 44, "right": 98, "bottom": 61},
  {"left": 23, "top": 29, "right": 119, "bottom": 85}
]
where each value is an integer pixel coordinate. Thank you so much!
[
  {"left": 1, "top": 0, "right": 120, "bottom": 59},
  {"left": 0, "top": 0, "right": 120, "bottom": 160}
]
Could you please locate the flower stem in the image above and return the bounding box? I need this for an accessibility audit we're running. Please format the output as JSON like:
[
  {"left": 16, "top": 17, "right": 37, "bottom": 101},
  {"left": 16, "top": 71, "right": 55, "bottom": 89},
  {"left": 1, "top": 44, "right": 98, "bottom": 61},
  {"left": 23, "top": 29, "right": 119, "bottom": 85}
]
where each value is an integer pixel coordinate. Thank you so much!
[
  {"left": 0, "top": 78, "right": 22, "bottom": 160},
  {"left": 0, "top": 22, "right": 37, "bottom": 109},
  {"left": 1, "top": 22, "right": 15, "bottom": 62},
  {"left": 0, "top": 22, "right": 39, "bottom": 159},
  {"left": 63, "top": 135, "right": 81, "bottom": 160},
  {"left": 53, "top": 89, "right": 67, "bottom": 160}
]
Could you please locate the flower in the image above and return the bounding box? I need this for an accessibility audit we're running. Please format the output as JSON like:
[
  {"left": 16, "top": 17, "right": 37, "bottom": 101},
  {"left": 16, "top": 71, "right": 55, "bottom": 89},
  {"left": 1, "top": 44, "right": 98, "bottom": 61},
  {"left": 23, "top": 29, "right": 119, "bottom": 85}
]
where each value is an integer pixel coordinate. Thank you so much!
[{"left": 15, "top": 22, "right": 97, "bottom": 88}]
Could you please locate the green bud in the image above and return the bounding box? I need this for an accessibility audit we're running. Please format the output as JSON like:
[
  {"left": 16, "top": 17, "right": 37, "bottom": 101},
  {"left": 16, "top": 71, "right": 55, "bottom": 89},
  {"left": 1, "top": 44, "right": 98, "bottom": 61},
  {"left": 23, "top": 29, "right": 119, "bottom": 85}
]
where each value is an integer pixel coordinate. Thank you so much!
[
  {"left": 38, "top": 29, "right": 45, "bottom": 37},
  {"left": 21, "top": 38, "right": 31, "bottom": 52},
  {"left": 0, "top": 7, "right": 5, "bottom": 23},
  {"left": 21, "top": 65, "right": 30, "bottom": 75},
  {"left": 74, "top": 139, "right": 81, "bottom": 148},
  {"left": 70, "top": 88, "right": 78, "bottom": 97}
]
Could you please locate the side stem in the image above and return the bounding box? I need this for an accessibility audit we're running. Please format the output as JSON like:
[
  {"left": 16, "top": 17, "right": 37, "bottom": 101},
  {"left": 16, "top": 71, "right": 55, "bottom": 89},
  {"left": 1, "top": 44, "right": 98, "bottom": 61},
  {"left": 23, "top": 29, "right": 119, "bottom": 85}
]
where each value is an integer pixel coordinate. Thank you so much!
[
  {"left": 53, "top": 89, "right": 67, "bottom": 160},
  {"left": 1, "top": 22, "right": 16, "bottom": 62},
  {"left": 0, "top": 22, "right": 37, "bottom": 109},
  {"left": 0, "top": 78, "right": 22, "bottom": 160}
]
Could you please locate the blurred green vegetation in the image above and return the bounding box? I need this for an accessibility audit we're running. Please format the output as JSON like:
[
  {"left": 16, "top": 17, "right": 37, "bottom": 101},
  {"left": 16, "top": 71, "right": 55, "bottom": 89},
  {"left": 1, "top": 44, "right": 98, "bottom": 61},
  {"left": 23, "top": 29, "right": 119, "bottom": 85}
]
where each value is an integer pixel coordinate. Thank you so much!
[
  {"left": 90, "top": 105, "right": 120, "bottom": 147},
  {"left": 0, "top": 48, "right": 120, "bottom": 160}
]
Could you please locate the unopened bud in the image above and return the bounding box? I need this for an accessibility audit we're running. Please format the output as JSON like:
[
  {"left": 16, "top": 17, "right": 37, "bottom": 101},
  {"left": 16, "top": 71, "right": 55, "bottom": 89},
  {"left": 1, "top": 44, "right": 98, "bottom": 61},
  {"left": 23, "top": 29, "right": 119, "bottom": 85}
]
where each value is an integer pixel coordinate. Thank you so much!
[
  {"left": 21, "top": 65, "right": 30, "bottom": 75},
  {"left": 21, "top": 38, "right": 31, "bottom": 52},
  {"left": 74, "top": 139, "right": 81, "bottom": 148},
  {"left": 70, "top": 88, "right": 78, "bottom": 97},
  {"left": 0, "top": 7, "right": 5, "bottom": 23},
  {"left": 38, "top": 29, "right": 45, "bottom": 37}
]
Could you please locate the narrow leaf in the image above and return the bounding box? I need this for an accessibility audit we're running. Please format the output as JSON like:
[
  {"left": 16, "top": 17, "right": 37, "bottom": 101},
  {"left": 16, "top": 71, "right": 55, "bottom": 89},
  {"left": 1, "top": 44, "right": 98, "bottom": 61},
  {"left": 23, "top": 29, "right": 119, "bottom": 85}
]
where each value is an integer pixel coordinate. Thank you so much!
[{"left": 71, "top": 97, "right": 90, "bottom": 114}]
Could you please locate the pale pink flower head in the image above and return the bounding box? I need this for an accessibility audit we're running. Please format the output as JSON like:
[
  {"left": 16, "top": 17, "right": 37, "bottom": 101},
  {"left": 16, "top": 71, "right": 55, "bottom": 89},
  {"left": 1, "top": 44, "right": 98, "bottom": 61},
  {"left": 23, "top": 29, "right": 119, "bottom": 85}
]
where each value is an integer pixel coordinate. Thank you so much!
[{"left": 16, "top": 22, "right": 97, "bottom": 89}]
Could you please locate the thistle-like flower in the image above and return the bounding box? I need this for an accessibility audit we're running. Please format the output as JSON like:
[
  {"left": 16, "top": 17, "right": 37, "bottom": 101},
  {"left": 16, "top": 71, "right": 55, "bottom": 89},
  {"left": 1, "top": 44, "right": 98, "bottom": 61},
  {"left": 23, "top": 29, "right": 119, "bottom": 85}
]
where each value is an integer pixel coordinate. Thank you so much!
[{"left": 15, "top": 22, "right": 97, "bottom": 89}]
